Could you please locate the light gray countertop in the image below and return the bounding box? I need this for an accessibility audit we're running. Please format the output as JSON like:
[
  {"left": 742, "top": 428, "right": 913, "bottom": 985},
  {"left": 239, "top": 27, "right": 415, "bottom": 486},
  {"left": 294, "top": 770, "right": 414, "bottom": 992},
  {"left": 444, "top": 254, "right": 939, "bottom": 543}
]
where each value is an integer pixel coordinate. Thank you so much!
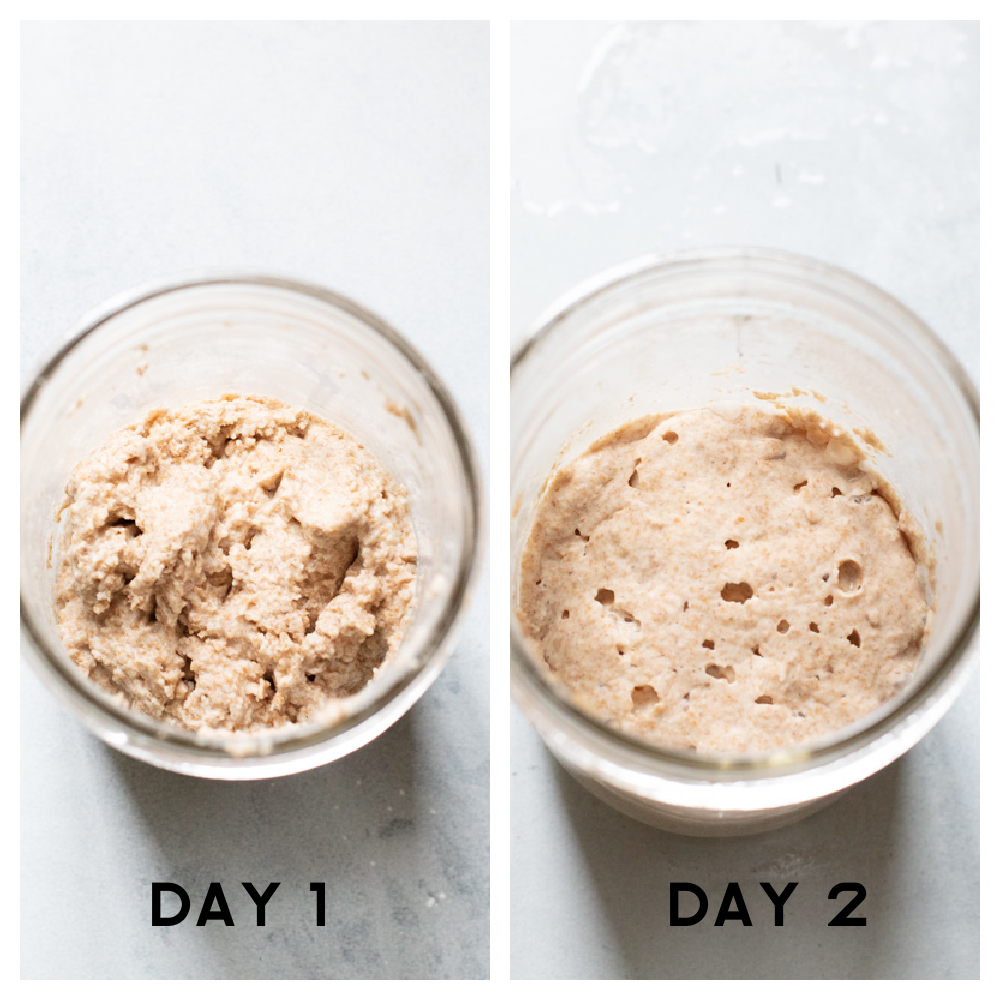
[
  {"left": 511, "top": 20, "right": 979, "bottom": 980},
  {"left": 21, "top": 21, "right": 489, "bottom": 980}
]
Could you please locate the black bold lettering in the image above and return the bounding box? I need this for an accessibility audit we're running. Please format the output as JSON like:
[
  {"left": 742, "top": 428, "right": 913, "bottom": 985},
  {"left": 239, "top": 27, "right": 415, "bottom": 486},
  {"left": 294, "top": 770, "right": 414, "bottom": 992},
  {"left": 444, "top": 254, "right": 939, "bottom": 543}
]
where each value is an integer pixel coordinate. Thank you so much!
[
  {"left": 759, "top": 881, "right": 798, "bottom": 926},
  {"left": 152, "top": 882, "right": 190, "bottom": 926},
  {"left": 828, "top": 883, "right": 867, "bottom": 926},
  {"left": 196, "top": 882, "right": 234, "bottom": 926},
  {"left": 310, "top": 882, "right": 326, "bottom": 927},
  {"left": 670, "top": 882, "right": 708, "bottom": 926},
  {"left": 714, "top": 882, "right": 752, "bottom": 926},
  {"left": 242, "top": 882, "right": 280, "bottom": 926}
]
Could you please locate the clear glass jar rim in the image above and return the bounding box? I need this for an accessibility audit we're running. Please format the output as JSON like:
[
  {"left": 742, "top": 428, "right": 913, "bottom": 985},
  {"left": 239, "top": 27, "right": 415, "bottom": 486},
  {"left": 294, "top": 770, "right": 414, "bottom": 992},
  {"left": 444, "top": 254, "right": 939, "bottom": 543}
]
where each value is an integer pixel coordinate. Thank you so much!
[
  {"left": 510, "top": 246, "right": 979, "bottom": 780},
  {"left": 22, "top": 271, "right": 484, "bottom": 760}
]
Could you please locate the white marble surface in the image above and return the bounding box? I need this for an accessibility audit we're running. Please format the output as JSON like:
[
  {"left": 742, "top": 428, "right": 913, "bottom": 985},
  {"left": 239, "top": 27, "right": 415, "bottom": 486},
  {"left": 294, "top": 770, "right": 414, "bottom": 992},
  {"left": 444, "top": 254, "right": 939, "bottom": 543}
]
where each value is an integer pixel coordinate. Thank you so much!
[
  {"left": 511, "top": 20, "right": 979, "bottom": 980},
  {"left": 21, "top": 21, "right": 488, "bottom": 979}
]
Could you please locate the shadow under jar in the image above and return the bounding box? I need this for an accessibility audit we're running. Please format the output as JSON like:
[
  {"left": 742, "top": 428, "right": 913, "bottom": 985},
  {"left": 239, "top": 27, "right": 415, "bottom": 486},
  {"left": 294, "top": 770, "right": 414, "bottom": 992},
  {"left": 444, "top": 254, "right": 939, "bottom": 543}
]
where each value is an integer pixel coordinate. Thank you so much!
[
  {"left": 510, "top": 248, "right": 978, "bottom": 836},
  {"left": 22, "top": 274, "right": 482, "bottom": 779}
]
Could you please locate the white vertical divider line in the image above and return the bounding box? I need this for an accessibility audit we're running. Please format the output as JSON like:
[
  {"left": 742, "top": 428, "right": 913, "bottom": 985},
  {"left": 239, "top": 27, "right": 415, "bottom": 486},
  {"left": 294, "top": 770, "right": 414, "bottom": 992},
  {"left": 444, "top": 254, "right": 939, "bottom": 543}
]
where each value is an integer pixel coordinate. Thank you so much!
[
  {"left": 6, "top": 16, "right": 20, "bottom": 998},
  {"left": 980, "top": 12, "right": 995, "bottom": 994},
  {"left": 489, "top": 15, "right": 512, "bottom": 985}
]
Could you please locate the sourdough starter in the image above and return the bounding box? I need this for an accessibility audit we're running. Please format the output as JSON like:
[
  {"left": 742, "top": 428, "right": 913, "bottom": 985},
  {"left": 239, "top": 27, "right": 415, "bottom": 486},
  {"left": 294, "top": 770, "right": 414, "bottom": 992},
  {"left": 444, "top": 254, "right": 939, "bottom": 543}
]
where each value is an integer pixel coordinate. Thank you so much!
[
  {"left": 517, "top": 405, "right": 929, "bottom": 752},
  {"left": 56, "top": 395, "right": 416, "bottom": 732}
]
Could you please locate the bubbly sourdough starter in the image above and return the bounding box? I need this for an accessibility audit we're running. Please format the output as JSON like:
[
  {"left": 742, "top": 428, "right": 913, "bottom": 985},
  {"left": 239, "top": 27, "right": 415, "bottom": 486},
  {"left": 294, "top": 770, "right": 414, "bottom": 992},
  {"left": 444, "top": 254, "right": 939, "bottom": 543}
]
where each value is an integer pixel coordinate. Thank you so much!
[
  {"left": 518, "top": 405, "right": 929, "bottom": 753},
  {"left": 56, "top": 395, "right": 416, "bottom": 732}
]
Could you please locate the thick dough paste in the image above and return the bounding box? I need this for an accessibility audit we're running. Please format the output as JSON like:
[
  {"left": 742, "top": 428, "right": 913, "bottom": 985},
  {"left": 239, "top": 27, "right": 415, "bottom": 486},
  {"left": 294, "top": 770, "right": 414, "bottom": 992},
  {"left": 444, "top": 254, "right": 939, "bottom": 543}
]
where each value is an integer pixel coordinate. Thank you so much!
[
  {"left": 56, "top": 395, "right": 416, "bottom": 732},
  {"left": 517, "top": 405, "right": 929, "bottom": 753}
]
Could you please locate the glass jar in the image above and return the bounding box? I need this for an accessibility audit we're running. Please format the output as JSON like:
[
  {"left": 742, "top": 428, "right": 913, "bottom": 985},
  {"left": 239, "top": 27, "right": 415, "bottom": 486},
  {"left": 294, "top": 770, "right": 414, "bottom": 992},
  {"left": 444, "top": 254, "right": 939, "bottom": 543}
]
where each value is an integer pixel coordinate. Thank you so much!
[
  {"left": 22, "top": 274, "right": 482, "bottom": 779},
  {"left": 510, "top": 248, "right": 978, "bottom": 835}
]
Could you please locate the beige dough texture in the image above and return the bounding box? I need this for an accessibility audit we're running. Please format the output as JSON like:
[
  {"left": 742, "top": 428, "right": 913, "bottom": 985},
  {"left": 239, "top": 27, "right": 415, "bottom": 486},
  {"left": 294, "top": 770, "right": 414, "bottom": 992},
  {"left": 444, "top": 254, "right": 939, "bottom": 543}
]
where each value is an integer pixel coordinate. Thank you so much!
[
  {"left": 56, "top": 394, "right": 416, "bottom": 732},
  {"left": 517, "top": 405, "right": 929, "bottom": 753}
]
